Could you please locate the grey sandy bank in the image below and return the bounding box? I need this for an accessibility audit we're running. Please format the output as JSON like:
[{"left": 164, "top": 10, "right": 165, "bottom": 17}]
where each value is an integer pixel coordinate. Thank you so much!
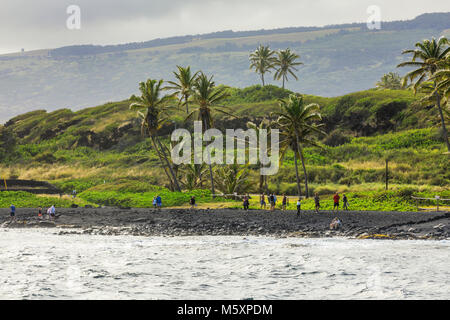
[{"left": 1, "top": 208, "right": 449, "bottom": 240}]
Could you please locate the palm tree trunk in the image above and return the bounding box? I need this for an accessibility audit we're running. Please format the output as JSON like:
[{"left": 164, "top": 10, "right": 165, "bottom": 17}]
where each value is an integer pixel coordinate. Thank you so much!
[
  {"left": 259, "top": 170, "right": 264, "bottom": 192},
  {"left": 282, "top": 76, "right": 285, "bottom": 89},
  {"left": 202, "top": 117, "right": 215, "bottom": 198},
  {"left": 150, "top": 135, "right": 175, "bottom": 190},
  {"left": 184, "top": 95, "right": 189, "bottom": 114},
  {"left": 295, "top": 132, "right": 309, "bottom": 198},
  {"left": 155, "top": 136, "right": 182, "bottom": 192},
  {"left": 435, "top": 91, "right": 450, "bottom": 152},
  {"left": 208, "top": 162, "right": 215, "bottom": 198},
  {"left": 293, "top": 144, "right": 302, "bottom": 197},
  {"left": 261, "top": 73, "right": 265, "bottom": 87},
  {"left": 299, "top": 150, "right": 309, "bottom": 198}
]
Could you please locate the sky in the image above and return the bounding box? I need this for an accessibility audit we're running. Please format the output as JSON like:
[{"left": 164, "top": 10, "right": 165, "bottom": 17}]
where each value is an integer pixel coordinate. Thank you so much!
[{"left": 0, "top": 0, "right": 449, "bottom": 54}]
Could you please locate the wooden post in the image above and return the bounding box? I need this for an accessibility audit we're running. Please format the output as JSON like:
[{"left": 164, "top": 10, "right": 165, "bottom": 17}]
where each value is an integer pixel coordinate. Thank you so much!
[
  {"left": 436, "top": 196, "right": 440, "bottom": 212},
  {"left": 385, "top": 159, "right": 389, "bottom": 191}
]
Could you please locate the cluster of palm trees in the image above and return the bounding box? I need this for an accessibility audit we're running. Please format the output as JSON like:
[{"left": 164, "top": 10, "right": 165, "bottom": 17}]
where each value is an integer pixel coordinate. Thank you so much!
[
  {"left": 130, "top": 67, "right": 234, "bottom": 195},
  {"left": 375, "top": 72, "right": 402, "bottom": 90},
  {"left": 397, "top": 36, "right": 450, "bottom": 152},
  {"left": 249, "top": 45, "right": 302, "bottom": 89},
  {"left": 128, "top": 36, "right": 450, "bottom": 200},
  {"left": 130, "top": 65, "right": 324, "bottom": 198}
]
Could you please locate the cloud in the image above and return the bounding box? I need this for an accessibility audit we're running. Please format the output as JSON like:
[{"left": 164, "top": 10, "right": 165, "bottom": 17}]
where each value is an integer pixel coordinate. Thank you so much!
[{"left": 0, "top": 0, "right": 449, "bottom": 54}]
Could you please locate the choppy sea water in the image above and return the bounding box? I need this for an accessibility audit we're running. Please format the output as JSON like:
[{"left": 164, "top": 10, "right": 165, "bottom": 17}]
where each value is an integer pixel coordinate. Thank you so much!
[{"left": 0, "top": 229, "right": 448, "bottom": 299}]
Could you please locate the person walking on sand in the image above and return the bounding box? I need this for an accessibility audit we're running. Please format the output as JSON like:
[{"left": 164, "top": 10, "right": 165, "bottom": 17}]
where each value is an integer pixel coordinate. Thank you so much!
[
  {"left": 314, "top": 193, "right": 320, "bottom": 213},
  {"left": 156, "top": 195, "right": 162, "bottom": 209},
  {"left": 38, "top": 206, "right": 42, "bottom": 218},
  {"left": 10, "top": 204, "right": 16, "bottom": 222},
  {"left": 243, "top": 194, "right": 249, "bottom": 210},
  {"left": 189, "top": 196, "right": 196, "bottom": 209},
  {"left": 269, "top": 194, "right": 275, "bottom": 211},
  {"left": 260, "top": 193, "right": 266, "bottom": 209},
  {"left": 343, "top": 194, "right": 349, "bottom": 211},
  {"left": 333, "top": 192, "right": 340, "bottom": 213},
  {"left": 49, "top": 205, "right": 56, "bottom": 220},
  {"left": 282, "top": 194, "right": 288, "bottom": 210},
  {"left": 273, "top": 194, "right": 277, "bottom": 209},
  {"left": 296, "top": 198, "right": 301, "bottom": 217},
  {"left": 152, "top": 196, "right": 157, "bottom": 208}
]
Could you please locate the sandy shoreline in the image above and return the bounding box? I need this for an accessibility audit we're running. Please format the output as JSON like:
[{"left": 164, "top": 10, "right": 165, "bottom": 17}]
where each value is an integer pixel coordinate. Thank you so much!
[{"left": 1, "top": 207, "right": 449, "bottom": 240}]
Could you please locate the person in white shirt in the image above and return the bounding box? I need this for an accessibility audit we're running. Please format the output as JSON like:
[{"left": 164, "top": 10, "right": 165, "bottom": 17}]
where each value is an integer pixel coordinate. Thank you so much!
[{"left": 296, "top": 199, "right": 301, "bottom": 216}]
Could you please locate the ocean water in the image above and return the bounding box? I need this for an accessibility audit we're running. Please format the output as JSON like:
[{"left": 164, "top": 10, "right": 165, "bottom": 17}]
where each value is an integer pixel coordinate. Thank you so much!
[{"left": 0, "top": 229, "right": 448, "bottom": 299}]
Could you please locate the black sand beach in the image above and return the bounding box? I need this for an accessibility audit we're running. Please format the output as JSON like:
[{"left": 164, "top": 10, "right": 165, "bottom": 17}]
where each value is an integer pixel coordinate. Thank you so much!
[{"left": 1, "top": 208, "right": 449, "bottom": 240}]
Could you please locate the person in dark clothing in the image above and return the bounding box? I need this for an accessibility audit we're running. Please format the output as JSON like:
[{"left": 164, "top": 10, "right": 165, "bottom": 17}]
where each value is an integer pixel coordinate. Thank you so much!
[
  {"left": 269, "top": 194, "right": 275, "bottom": 211},
  {"left": 296, "top": 198, "right": 301, "bottom": 216},
  {"left": 343, "top": 194, "right": 349, "bottom": 211},
  {"left": 282, "top": 194, "right": 288, "bottom": 210},
  {"left": 260, "top": 193, "right": 266, "bottom": 209},
  {"left": 10, "top": 204, "right": 16, "bottom": 222},
  {"left": 190, "top": 196, "right": 196, "bottom": 209},
  {"left": 243, "top": 195, "right": 249, "bottom": 210},
  {"left": 314, "top": 193, "right": 320, "bottom": 213}
]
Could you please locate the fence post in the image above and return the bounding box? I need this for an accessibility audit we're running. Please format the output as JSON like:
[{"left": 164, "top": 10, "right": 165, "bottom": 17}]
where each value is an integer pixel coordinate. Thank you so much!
[
  {"left": 435, "top": 195, "right": 440, "bottom": 212},
  {"left": 385, "top": 159, "right": 389, "bottom": 191}
]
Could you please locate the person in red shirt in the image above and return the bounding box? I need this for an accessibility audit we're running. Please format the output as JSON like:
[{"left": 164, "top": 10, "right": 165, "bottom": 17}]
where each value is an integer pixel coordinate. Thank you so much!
[{"left": 333, "top": 192, "right": 340, "bottom": 213}]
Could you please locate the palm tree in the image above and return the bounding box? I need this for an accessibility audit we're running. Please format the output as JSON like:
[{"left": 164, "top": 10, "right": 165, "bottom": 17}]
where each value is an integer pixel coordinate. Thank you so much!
[
  {"left": 273, "top": 49, "right": 303, "bottom": 89},
  {"left": 432, "top": 56, "right": 450, "bottom": 101},
  {"left": 249, "top": 45, "right": 276, "bottom": 86},
  {"left": 214, "top": 164, "right": 251, "bottom": 197},
  {"left": 188, "top": 72, "right": 232, "bottom": 197},
  {"left": 375, "top": 72, "right": 402, "bottom": 90},
  {"left": 166, "top": 66, "right": 198, "bottom": 114},
  {"left": 273, "top": 94, "right": 325, "bottom": 198},
  {"left": 180, "top": 163, "right": 208, "bottom": 190},
  {"left": 130, "top": 79, "right": 182, "bottom": 191},
  {"left": 397, "top": 37, "right": 450, "bottom": 152}
]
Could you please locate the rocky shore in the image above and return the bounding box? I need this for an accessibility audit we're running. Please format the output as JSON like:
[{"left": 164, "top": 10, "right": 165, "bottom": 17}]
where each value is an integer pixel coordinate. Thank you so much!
[{"left": 1, "top": 207, "right": 449, "bottom": 240}]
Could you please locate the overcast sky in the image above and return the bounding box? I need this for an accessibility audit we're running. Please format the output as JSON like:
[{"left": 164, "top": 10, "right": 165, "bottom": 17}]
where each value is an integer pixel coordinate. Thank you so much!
[{"left": 0, "top": 0, "right": 449, "bottom": 54}]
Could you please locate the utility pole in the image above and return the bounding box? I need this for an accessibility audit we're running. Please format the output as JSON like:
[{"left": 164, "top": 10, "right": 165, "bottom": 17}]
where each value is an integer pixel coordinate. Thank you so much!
[{"left": 385, "top": 159, "right": 389, "bottom": 190}]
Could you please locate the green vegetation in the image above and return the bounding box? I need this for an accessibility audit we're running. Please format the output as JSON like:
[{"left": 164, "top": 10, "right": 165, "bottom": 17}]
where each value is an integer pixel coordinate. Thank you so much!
[
  {"left": 0, "top": 191, "right": 80, "bottom": 208},
  {"left": 249, "top": 45, "right": 276, "bottom": 86},
  {"left": 79, "top": 189, "right": 227, "bottom": 208},
  {"left": 376, "top": 72, "right": 402, "bottom": 90},
  {"left": 1, "top": 30, "right": 449, "bottom": 211},
  {"left": 272, "top": 48, "right": 303, "bottom": 89},
  {"left": 397, "top": 36, "right": 450, "bottom": 151},
  {"left": 275, "top": 94, "right": 325, "bottom": 197}
]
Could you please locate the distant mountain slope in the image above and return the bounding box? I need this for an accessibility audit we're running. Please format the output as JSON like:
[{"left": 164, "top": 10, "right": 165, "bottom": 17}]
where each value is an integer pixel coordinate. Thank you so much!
[{"left": 0, "top": 12, "right": 449, "bottom": 122}]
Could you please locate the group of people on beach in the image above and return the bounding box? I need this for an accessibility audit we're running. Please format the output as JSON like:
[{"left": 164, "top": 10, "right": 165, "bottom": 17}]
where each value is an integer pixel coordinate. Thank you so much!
[
  {"left": 9, "top": 204, "right": 56, "bottom": 222},
  {"left": 152, "top": 195, "right": 162, "bottom": 209},
  {"left": 252, "top": 192, "right": 349, "bottom": 214}
]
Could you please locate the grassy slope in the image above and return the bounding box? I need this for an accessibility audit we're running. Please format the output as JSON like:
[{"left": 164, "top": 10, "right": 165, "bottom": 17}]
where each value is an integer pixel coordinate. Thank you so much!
[{"left": 0, "top": 86, "right": 448, "bottom": 210}]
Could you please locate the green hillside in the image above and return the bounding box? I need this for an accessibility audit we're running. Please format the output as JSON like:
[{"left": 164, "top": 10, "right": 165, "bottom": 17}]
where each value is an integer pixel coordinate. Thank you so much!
[
  {"left": 0, "top": 86, "right": 448, "bottom": 205},
  {"left": 1, "top": 12, "right": 449, "bottom": 122}
]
